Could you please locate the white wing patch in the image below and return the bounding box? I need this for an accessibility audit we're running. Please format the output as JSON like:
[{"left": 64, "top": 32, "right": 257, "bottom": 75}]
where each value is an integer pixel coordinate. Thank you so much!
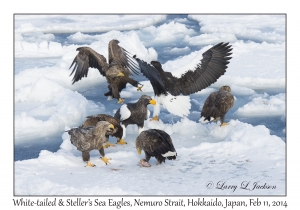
[
  {"left": 199, "top": 116, "right": 215, "bottom": 124},
  {"left": 157, "top": 93, "right": 191, "bottom": 117},
  {"left": 120, "top": 104, "right": 131, "bottom": 121},
  {"left": 162, "top": 151, "right": 177, "bottom": 157}
]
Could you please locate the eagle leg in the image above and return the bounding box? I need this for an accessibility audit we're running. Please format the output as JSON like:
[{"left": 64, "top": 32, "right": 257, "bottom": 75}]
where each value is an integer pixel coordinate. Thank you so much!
[
  {"left": 103, "top": 141, "right": 115, "bottom": 148},
  {"left": 104, "top": 85, "right": 113, "bottom": 96},
  {"left": 214, "top": 117, "right": 219, "bottom": 123},
  {"left": 150, "top": 115, "right": 159, "bottom": 121},
  {"left": 219, "top": 115, "right": 228, "bottom": 126},
  {"left": 104, "top": 91, "right": 112, "bottom": 96},
  {"left": 116, "top": 138, "right": 127, "bottom": 145},
  {"left": 100, "top": 157, "right": 111, "bottom": 165},
  {"left": 117, "top": 98, "right": 124, "bottom": 104}
]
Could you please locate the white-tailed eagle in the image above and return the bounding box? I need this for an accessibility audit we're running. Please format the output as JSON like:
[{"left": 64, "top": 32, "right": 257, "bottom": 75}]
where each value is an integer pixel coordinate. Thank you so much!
[
  {"left": 200, "top": 85, "right": 234, "bottom": 126},
  {"left": 69, "top": 39, "right": 142, "bottom": 104},
  {"left": 67, "top": 121, "right": 114, "bottom": 167},
  {"left": 81, "top": 114, "right": 123, "bottom": 148}
]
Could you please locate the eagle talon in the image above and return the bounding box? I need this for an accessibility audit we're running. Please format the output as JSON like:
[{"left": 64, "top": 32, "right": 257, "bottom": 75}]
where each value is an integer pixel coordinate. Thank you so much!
[
  {"left": 100, "top": 157, "right": 111, "bottom": 165},
  {"left": 139, "top": 159, "right": 151, "bottom": 167},
  {"left": 150, "top": 115, "right": 159, "bottom": 121},
  {"left": 117, "top": 138, "right": 127, "bottom": 145},
  {"left": 104, "top": 142, "right": 115, "bottom": 148},
  {"left": 137, "top": 84, "right": 143, "bottom": 92},
  {"left": 220, "top": 122, "right": 229, "bottom": 127},
  {"left": 86, "top": 161, "right": 96, "bottom": 167},
  {"left": 117, "top": 98, "right": 124, "bottom": 104}
]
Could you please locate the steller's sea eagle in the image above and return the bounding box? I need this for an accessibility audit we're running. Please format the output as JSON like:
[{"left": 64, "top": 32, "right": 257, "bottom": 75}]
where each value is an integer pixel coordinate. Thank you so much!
[
  {"left": 81, "top": 114, "right": 123, "bottom": 148},
  {"left": 132, "top": 42, "right": 233, "bottom": 120},
  {"left": 69, "top": 39, "right": 142, "bottom": 104},
  {"left": 67, "top": 121, "right": 114, "bottom": 167},
  {"left": 136, "top": 129, "right": 177, "bottom": 166},
  {"left": 114, "top": 95, "right": 156, "bottom": 145},
  {"left": 200, "top": 85, "right": 234, "bottom": 126}
]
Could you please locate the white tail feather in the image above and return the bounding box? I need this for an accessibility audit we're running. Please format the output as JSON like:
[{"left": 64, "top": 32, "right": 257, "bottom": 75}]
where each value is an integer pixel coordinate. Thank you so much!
[
  {"left": 199, "top": 116, "right": 214, "bottom": 124},
  {"left": 162, "top": 151, "right": 177, "bottom": 157},
  {"left": 155, "top": 93, "right": 191, "bottom": 117}
]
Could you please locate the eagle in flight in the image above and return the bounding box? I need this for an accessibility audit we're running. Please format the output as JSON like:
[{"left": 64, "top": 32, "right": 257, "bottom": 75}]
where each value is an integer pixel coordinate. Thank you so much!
[
  {"left": 69, "top": 39, "right": 143, "bottom": 104},
  {"left": 132, "top": 42, "right": 233, "bottom": 120}
]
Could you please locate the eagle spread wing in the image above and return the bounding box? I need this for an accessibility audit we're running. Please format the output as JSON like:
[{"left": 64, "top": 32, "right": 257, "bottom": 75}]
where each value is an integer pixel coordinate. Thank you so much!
[
  {"left": 108, "top": 40, "right": 140, "bottom": 75},
  {"left": 69, "top": 47, "right": 109, "bottom": 84},
  {"left": 133, "top": 57, "right": 167, "bottom": 95},
  {"left": 69, "top": 40, "right": 140, "bottom": 84},
  {"left": 133, "top": 42, "right": 232, "bottom": 96}
]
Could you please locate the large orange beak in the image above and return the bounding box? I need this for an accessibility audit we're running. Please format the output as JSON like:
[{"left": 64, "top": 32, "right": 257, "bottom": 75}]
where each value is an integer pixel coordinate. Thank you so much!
[{"left": 149, "top": 99, "right": 156, "bottom": 105}]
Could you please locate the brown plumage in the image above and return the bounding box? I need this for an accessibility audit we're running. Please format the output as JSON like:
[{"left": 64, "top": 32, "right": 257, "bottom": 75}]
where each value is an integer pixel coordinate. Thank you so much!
[
  {"left": 67, "top": 121, "right": 114, "bottom": 166},
  {"left": 81, "top": 114, "right": 123, "bottom": 147},
  {"left": 69, "top": 39, "right": 142, "bottom": 104},
  {"left": 200, "top": 86, "right": 234, "bottom": 126},
  {"left": 136, "top": 129, "right": 177, "bottom": 166}
]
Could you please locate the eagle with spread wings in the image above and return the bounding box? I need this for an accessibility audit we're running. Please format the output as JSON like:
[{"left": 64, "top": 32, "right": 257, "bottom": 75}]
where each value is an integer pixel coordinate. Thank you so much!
[
  {"left": 69, "top": 39, "right": 142, "bottom": 104},
  {"left": 132, "top": 42, "right": 233, "bottom": 120}
]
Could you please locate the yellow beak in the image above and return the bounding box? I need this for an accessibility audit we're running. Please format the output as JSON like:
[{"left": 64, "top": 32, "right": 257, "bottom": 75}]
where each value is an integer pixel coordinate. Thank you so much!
[
  {"left": 117, "top": 72, "right": 125, "bottom": 77},
  {"left": 149, "top": 99, "right": 156, "bottom": 105},
  {"left": 137, "top": 148, "right": 142, "bottom": 155},
  {"left": 109, "top": 124, "right": 115, "bottom": 129}
]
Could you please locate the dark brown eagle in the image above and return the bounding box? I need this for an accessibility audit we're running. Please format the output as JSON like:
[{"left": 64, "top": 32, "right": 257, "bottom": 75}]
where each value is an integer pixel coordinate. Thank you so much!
[
  {"left": 132, "top": 42, "right": 233, "bottom": 120},
  {"left": 69, "top": 39, "right": 142, "bottom": 104},
  {"left": 200, "top": 85, "right": 234, "bottom": 126},
  {"left": 81, "top": 114, "right": 123, "bottom": 148},
  {"left": 67, "top": 121, "right": 114, "bottom": 167},
  {"left": 114, "top": 95, "right": 156, "bottom": 144},
  {"left": 136, "top": 129, "right": 177, "bottom": 166}
]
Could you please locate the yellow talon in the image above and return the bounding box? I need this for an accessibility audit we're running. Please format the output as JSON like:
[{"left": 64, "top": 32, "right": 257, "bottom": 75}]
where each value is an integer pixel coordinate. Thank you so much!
[
  {"left": 220, "top": 122, "right": 229, "bottom": 127},
  {"left": 86, "top": 161, "right": 95, "bottom": 167},
  {"left": 117, "top": 138, "right": 127, "bottom": 145},
  {"left": 101, "top": 157, "right": 111, "bottom": 165},
  {"left": 150, "top": 115, "right": 159, "bottom": 121},
  {"left": 103, "top": 141, "right": 115, "bottom": 148},
  {"left": 137, "top": 85, "right": 143, "bottom": 92},
  {"left": 117, "top": 98, "right": 124, "bottom": 104}
]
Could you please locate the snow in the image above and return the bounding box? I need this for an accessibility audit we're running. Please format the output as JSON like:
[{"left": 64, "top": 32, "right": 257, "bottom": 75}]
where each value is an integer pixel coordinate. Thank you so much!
[
  {"left": 235, "top": 93, "right": 285, "bottom": 117},
  {"left": 13, "top": 13, "right": 287, "bottom": 197},
  {"left": 15, "top": 118, "right": 285, "bottom": 195}
]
